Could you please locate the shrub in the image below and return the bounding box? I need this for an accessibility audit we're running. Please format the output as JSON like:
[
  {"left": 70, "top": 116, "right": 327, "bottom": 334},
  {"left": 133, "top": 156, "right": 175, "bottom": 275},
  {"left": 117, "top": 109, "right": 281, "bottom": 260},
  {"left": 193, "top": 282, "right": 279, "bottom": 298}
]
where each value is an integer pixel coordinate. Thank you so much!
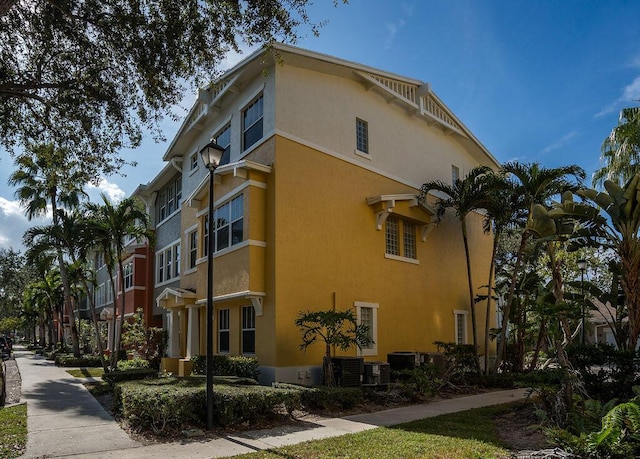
[
  {"left": 191, "top": 354, "right": 260, "bottom": 380},
  {"left": 114, "top": 377, "right": 301, "bottom": 432},
  {"left": 54, "top": 354, "right": 103, "bottom": 367},
  {"left": 272, "top": 383, "right": 363, "bottom": 411},
  {"left": 117, "top": 357, "right": 150, "bottom": 370},
  {"left": 103, "top": 368, "right": 158, "bottom": 386}
]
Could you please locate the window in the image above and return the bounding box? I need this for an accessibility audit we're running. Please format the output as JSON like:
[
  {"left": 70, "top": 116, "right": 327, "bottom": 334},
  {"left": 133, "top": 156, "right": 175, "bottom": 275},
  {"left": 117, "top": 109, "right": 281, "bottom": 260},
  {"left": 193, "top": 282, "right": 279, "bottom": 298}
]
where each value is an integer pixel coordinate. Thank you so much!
[
  {"left": 455, "top": 311, "right": 468, "bottom": 344},
  {"left": 95, "top": 252, "right": 105, "bottom": 270},
  {"left": 156, "top": 242, "right": 181, "bottom": 284},
  {"left": 452, "top": 165, "right": 460, "bottom": 184},
  {"left": 243, "top": 95, "right": 263, "bottom": 151},
  {"left": 242, "top": 306, "right": 255, "bottom": 354},
  {"left": 157, "top": 176, "right": 182, "bottom": 223},
  {"left": 203, "top": 218, "right": 209, "bottom": 256},
  {"left": 356, "top": 118, "right": 369, "bottom": 154},
  {"left": 123, "top": 262, "right": 133, "bottom": 290},
  {"left": 218, "top": 309, "right": 230, "bottom": 353},
  {"left": 190, "top": 152, "right": 199, "bottom": 171},
  {"left": 385, "top": 217, "right": 417, "bottom": 260},
  {"left": 188, "top": 230, "right": 198, "bottom": 270},
  {"left": 355, "top": 302, "right": 378, "bottom": 356},
  {"left": 215, "top": 124, "right": 231, "bottom": 166},
  {"left": 204, "top": 195, "right": 244, "bottom": 256}
]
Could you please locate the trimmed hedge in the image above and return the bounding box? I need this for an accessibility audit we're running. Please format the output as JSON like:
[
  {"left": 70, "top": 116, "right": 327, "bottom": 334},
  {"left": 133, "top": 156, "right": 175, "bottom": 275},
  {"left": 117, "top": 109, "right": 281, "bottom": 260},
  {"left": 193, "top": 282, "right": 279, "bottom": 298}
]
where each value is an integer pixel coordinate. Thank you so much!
[
  {"left": 190, "top": 354, "right": 259, "bottom": 380},
  {"left": 117, "top": 357, "right": 150, "bottom": 370},
  {"left": 113, "top": 377, "right": 301, "bottom": 431},
  {"left": 54, "top": 354, "right": 103, "bottom": 367},
  {"left": 103, "top": 368, "right": 158, "bottom": 386},
  {"left": 272, "top": 383, "right": 363, "bottom": 411}
]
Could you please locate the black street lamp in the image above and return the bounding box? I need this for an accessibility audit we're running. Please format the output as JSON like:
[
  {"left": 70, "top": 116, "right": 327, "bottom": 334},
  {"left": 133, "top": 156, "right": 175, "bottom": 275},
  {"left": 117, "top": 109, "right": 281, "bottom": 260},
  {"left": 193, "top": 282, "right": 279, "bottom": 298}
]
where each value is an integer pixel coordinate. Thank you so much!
[
  {"left": 577, "top": 258, "right": 587, "bottom": 346},
  {"left": 199, "top": 140, "right": 225, "bottom": 430}
]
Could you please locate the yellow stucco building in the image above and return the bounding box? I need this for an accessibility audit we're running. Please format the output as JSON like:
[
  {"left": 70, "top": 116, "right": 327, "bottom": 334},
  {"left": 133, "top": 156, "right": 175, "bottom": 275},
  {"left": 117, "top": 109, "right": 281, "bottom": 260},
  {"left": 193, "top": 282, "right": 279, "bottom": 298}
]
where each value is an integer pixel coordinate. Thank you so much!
[{"left": 155, "top": 44, "right": 499, "bottom": 385}]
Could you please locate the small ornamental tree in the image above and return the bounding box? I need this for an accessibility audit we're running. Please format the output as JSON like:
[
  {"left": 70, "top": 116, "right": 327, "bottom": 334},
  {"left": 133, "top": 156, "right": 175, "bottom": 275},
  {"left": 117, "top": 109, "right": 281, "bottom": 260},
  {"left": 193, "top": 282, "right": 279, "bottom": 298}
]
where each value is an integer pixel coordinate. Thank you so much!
[{"left": 295, "top": 309, "right": 372, "bottom": 386}]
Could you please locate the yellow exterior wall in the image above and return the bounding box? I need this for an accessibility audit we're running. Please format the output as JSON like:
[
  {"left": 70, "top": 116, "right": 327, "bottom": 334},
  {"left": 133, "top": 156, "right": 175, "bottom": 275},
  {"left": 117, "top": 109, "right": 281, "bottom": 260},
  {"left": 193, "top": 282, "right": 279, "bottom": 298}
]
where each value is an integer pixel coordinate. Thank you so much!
[{"left": 267, "top": 136, "right": 495, "bottom": 369}]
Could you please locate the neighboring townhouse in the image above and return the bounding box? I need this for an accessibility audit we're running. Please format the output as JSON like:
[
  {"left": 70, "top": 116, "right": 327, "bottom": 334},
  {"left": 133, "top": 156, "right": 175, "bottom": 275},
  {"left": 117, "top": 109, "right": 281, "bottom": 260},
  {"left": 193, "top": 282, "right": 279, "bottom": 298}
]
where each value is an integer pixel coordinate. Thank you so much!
[{"left": 153, "top": 43, "right": 499, "bottom": 385}]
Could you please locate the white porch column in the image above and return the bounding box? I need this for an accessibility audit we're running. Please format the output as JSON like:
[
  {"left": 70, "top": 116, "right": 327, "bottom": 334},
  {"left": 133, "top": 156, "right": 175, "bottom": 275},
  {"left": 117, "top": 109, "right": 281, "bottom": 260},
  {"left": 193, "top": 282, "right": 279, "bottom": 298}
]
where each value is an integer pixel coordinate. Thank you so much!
[
  {"left": 186, "top": 305, "right": 201, "bottom": 358},
  {"left": 167, "top": 309, "right": 181, "bottom": 358}
]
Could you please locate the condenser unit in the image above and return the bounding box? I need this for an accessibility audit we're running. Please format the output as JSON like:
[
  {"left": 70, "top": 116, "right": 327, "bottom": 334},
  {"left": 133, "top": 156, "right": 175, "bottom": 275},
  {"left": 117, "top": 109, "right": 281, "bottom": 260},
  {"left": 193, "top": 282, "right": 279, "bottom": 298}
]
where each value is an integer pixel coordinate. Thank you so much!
[
  {"left": 331, "top": 357, "right": 363, "bottom": 387},
  {"left": 363, "top": 362, "right": 390, "bottom": 386},
  {"left": 387, "top": 352, "right": 419, "bottom": 371}
]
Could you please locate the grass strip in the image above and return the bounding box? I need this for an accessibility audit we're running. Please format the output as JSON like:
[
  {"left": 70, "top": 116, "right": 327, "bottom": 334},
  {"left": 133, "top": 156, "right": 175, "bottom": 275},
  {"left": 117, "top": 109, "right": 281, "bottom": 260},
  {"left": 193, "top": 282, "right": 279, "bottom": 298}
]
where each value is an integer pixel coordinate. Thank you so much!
[
  {"left": 0, "top": 403, "right": 27, "bottom": 459},
  {"left": 234, "top": 403, "right": 515, "bottom": 459},
  {"left": 65, "top": 368, "right": 104, "bottom": 378}
]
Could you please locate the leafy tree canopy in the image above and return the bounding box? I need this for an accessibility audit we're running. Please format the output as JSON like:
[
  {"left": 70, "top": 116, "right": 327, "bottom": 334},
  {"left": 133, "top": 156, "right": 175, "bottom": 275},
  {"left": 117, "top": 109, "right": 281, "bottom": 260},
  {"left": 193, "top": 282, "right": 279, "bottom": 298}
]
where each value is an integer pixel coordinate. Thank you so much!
[{"left": 0, "top": 0, "right": 338, "bottom": 177}]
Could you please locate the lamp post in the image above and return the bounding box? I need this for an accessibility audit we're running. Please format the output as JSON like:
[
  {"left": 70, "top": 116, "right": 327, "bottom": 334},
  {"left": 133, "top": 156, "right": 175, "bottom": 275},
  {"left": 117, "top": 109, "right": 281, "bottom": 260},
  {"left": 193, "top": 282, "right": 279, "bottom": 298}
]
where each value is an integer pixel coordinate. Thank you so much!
[
  {"left": 199, "top": 140, "right": 225, "bottom": 430},
  {"left": 577, "top": 258, "right": 587, "bottom": 346}
]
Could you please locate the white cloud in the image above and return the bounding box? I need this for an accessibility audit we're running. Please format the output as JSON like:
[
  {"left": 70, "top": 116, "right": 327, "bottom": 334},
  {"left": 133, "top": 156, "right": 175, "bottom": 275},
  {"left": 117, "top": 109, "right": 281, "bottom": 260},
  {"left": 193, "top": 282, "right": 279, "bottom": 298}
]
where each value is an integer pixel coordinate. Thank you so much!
[
  {"left": 0, "top": 197, "right": 23, "bottom": 217},
  {"left": 86, "top": 177, "right": 126, "bottom": 203},
  {"left": 540, "top": 131, "right": 578, "bottom": 155},
  {"left": 596, "top": 75, "right": 640, "bottom": 118},
  {"left": 0, "top": 196, "right": 50, "bottom": 252},
  {"left": 384, "top": 19, "right": 406, "bottom": 49}
]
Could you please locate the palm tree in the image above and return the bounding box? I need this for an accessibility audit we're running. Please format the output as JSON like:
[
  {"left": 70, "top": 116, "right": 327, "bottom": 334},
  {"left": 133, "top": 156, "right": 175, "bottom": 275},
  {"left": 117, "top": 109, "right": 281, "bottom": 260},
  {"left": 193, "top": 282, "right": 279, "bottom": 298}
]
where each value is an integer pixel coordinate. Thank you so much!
[
  {"left": 9, "top": 144, "right": 88, "bottom": 356},
  {"left": 493, "top": 162, "right": 585, "bottom": 372},
  {"left": 593, "top": 106, "right": 640, "bottom": 189},
  {"left": 420, "top": 166, "right": 494, "bottom": 374},
  {"left": 85, "top": 194, "right": 154, "bottom": 369}
]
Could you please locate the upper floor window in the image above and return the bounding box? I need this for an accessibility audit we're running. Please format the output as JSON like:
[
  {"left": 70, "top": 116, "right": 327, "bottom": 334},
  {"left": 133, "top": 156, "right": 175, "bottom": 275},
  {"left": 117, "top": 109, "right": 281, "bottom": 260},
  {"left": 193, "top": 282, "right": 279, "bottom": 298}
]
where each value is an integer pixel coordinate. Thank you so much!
[
  {"left": 242, "top": 305, "right": 256, "bottom": 354},
  {"left": 123, "top": 261, "right": 134, "bottom": 290},
  {"left": 452, "top": 165, "right": 460, "bottom": 184},
  {"left": 188, "top": 230, "right": 198, "bottom": 270},
  {"left": 94, "top": 251, "right": 105, "bottom": 270},
  {"left": 243, "top": 95, "right": 263, "bottom": 151},
  {"left": 190, "top": 152, "right": 199, "bottom": 171},
  {"left": 356, "top": 118, "right": 369, "bottom": 154},
  {"left": 156, "top": 241, "right": 180, "bottom": 285},
  {"left": 385, "top": 217, "right": 417, "bottom": 260},
  {"left": 157, "top": 176, "right": 182, "bottom": 223},
  {"left": 204, "top": 195, "right": 244, "bottom": 256},
  {"left": 215, "top": 124, "right": 231, "bottom": 166}
]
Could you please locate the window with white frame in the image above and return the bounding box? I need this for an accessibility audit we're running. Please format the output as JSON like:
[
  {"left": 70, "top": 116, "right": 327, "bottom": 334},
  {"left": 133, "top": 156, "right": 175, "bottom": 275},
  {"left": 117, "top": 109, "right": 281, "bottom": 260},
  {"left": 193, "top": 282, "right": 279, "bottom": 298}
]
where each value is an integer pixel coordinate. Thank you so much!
[
  {"left": 94, "top": 252, "right": 105, "bottom": 270},
  {"left": 241, "top": 305, "right": 256, "bottom": 354},
  {"left": 157, "top": 176, "right": 182, "bottom": 222},
  {"left": 243, "top": 94, "right": 263, "bottom": 151},
  {"left": 188, "top": 230, "right": 198, "bottom": 270},
  {"left": 385, "top": 217, "right": 417, "bottom": 260},
  {"left": 215, "top": 124, "right": 231, "bottom": 166},
  {"left": 123, "top": 261, "right": 133, "bottom": 290},
  {"left": 355, "top": 301, "right": 378, "bottom": 356},
  {"left": 190, "top": 152, "right": 199, "bottom": 171},
  {"left": 454, "top": 311, "right": 468, "bottom": 344},
  {"left": 452, "top": 165, "right": 460, "bottom": 184},
  {"left": 356, "top": 118, "right": 369, "bottom": 154},
  {"left": 218, "top": 309, "right": 230, "bottom": 353},
  {"left": 203, "top": 195, "right": 244, "bottom": 255},
  {"left": 94, "top": 283, "right": 105, "bottom": 307},
  {"left": 156, "top": 242, "right": 181, "bottom": 284}
]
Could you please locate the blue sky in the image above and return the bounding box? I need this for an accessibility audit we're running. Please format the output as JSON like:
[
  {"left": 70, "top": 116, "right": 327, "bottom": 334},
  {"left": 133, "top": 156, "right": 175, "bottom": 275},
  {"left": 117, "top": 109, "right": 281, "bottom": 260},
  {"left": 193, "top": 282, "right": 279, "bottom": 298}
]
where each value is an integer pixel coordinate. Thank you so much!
[{"left": 1, "top": 0, "right": 639, "bottom": 250}]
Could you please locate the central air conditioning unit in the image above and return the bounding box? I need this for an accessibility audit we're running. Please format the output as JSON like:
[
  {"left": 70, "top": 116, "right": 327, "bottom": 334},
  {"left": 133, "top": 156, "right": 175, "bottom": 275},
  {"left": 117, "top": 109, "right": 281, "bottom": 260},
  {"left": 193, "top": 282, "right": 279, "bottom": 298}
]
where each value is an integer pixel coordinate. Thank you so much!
[
  {"left": 331, "top": 357, "right": 363, "bottom": 387},
  {"left": 419, "top": 352, "right": 445, "bottom": 367},
  {"left": 363, "top": 361, "right": 390, "bottom": 386},
  {"left": 387, "top": 352, "right": 420, "bottom": 372}
]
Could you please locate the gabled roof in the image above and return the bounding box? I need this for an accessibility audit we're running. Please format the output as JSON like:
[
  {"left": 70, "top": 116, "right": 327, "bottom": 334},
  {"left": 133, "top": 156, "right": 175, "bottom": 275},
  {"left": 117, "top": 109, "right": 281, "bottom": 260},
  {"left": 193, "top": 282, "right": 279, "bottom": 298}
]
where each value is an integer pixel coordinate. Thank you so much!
[{"left": 163, "top": 43, "right": 499, "bottom": 168}]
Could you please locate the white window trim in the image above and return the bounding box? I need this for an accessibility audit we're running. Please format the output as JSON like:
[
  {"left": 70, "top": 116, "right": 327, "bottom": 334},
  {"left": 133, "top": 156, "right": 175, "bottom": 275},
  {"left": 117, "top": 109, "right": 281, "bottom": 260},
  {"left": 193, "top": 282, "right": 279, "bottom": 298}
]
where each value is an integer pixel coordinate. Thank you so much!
[
  {"left": 241, "top": 305, "right": 256, "bottom": 355},
  {"left": 454, "top": 309, "right": 469, "bottom": 345},
  {"left": 211, "top": 114, "right": 233, "bottom": 140},
  {"left": 195, "top": 239, "right": 266, "bottom": 266},
  {"left": 155, "top": 239, "right": 181, "bottom": 286},
  {"left": 189, "top": 150, "right": 200, "bottom": 176},
  {"left": 355, "top": 149, "right": 372, "bottom": 160},
  {"left": 156, "top": 208, "right": 181, "bottom": 229},
  {"left": 355, "top": 301, "right": 378, "bottom": 357},
  {"left": 384, "top": 253, "right": 420, "bottom": 265}
]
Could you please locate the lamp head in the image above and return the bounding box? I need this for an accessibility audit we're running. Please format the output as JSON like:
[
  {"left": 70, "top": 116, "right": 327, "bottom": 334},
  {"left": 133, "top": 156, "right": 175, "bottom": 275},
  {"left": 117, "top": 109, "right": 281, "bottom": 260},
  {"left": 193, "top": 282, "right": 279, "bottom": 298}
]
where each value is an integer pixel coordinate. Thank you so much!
[
  {"left": 577, "top": 259, "right": 587, "bottom": 271},
  {"left": 199, "top": 141, "right": 225, "bottom": 171}
]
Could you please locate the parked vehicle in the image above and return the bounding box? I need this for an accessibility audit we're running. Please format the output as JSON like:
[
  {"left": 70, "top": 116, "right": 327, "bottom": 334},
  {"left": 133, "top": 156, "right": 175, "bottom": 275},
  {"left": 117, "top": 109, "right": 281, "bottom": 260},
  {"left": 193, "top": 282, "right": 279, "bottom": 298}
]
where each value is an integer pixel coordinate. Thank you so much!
[{"left": 0, "top": 337, "right": 11, "bottom": 360}]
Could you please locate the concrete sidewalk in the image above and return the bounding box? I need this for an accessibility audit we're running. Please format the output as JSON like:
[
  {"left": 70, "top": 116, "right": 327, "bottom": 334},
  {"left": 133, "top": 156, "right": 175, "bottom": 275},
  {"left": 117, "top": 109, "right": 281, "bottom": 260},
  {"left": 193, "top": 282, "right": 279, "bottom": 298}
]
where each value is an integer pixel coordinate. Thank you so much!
[{"left": 15, "top": 347, "right": 528, "bottom": 458}]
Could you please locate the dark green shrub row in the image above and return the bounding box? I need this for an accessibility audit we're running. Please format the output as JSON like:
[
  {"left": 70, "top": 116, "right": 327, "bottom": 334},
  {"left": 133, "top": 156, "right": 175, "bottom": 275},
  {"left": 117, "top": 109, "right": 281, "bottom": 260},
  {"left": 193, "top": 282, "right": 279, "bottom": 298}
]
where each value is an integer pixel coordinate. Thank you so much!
[
  {"left": 113, "top": 377, "right": 301, "bottom": 432},
  {"left": 190, "top": 354, "right": 260, "bottom": 380},
  {"left": 117, "top": 357, "right": 150, "bottom": 370},
  {"left": 103, "top": 368, "right": 158, "bottom": 386},
  {"left": 272, "top": 383, "right": 363, "bottom": 411},
  {"left": 54, "top": 354, "right": 103, "bottom": 367}
]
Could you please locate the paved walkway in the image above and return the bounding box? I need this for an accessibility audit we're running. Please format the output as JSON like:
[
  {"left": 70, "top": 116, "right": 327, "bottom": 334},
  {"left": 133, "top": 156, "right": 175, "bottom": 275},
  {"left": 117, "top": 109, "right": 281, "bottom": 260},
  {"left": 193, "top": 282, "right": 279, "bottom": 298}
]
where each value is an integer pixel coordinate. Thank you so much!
[{"left": 14, "top": 347, "right": 529, "bottom": 458}]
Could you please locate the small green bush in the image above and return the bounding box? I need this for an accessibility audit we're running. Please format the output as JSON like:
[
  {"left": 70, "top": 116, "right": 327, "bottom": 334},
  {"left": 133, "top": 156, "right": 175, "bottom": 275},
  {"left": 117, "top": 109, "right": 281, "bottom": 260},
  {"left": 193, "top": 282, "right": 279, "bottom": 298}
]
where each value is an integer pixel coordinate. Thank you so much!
[
  {"left": 117, "top": 357, "right": 150, "bottom": 370},
  {"left": 191, "top": 354, "right": 260, "bottom": 380},
  {"left": 272, "top": 383, "right": 363, "bottom": 411},
  {"left": 103, "top": 368, "right": 158, "bottom": 386},
  {"left": 54, "top": 354, "right": 103, "bottom": 367},
  {"left": 114, "top": 377, "right": 301, "bottom": 432}
]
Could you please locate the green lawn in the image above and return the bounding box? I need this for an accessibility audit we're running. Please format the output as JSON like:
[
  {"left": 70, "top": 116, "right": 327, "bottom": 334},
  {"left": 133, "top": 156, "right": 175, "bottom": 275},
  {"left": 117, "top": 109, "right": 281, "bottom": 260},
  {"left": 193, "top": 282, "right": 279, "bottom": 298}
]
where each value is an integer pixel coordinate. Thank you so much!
[
  {"left": 65, "top": 368, "right": 104, "bottom": 378},
  {"left": 234, "top": 404, "right": 516, "bottom": 459},
  {"left": 0, "top": 404, "right": 27, "bottom": 459}
]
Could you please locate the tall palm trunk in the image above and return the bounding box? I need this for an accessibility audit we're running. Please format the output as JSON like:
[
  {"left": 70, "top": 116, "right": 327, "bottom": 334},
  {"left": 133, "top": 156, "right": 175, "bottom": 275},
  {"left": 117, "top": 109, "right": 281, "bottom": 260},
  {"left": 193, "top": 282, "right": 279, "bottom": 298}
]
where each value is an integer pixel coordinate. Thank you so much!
[
  {"left": 51, "top": 198, "right": 80, "bottom": 356},
  {"left": 113, "top": 256, "right": 127, "bottom": 369},
  {"left": 461, "top": 219, "right": 482, "bottom": 375},
  {"left": 494, "top": 231, "right": 530, "bottom": 371},
  {"left": 483, "top": 229, "right": 500, "bottom": 374},
  {"left": 106, "top": 264, "right": 119, "bottom": 369}
]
